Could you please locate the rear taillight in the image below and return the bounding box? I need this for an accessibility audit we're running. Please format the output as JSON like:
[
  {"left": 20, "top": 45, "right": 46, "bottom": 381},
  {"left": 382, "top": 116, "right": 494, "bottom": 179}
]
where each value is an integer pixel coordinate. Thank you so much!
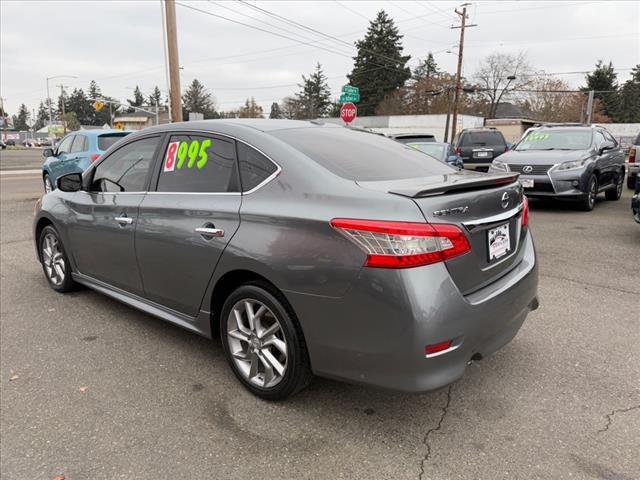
[
  {"left": 330, "top": 219, "right": 471, "bottom": 268},
  {"left": 455, "top": 147, "right": 461, "bottom": 155},
  {"left": 630, "top": 147, "right": 636, "bottom": 164},
  {"left": 521, "top": 196, "right": 529, "bottom": 227},
  {"left": 91, "top": 154, "right": 101, "bottom": 162},
  {"left": 504, "top": 145, "right": 509, "bottom": 152}
]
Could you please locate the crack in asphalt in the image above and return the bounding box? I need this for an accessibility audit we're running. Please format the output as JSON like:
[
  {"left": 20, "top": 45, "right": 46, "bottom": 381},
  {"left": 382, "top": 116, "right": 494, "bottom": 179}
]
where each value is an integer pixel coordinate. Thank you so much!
[
  {"left": 540, "top": 273, "right": 640, "bottom": 295},
  {"left": 597, "top": 404, "right": 640, "bottom": 434},
  {"left": 418, "top": 384, "right": 453, "bottom": 480}
]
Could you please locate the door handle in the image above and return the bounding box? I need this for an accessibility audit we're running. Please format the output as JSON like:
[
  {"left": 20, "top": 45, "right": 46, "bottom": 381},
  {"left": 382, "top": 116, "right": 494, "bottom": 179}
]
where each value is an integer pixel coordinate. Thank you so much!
[
  {"left": 195, "top": 227, "right": 224, "bottom": 238},
  {"left": 115, "top": 216, "right": 133, "bottom": 226}
]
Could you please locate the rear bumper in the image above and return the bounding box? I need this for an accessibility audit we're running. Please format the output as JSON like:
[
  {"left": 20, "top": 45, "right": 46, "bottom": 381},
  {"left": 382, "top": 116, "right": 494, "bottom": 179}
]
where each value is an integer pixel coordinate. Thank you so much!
[{"left": 285, "top": 230, "right": 538, "bottom": 392}]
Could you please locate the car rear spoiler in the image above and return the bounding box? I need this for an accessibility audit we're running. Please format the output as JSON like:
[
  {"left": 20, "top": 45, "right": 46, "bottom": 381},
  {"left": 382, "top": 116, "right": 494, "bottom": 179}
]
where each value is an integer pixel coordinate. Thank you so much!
[{"left": 387, "top": 172, "right": 520, "bottom": 198}]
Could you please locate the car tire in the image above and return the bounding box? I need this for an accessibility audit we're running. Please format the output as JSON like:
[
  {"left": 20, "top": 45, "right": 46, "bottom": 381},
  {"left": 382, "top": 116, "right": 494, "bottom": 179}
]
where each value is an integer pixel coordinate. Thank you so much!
[
  {"left": 578, "top": 174, "right": 598, "bottom": 211},
  {"left": 605, "top": 171, "right": 623, "bottom": 200},
  {"left": 220, "top": 283, "right": 312, "bottom": 400},
  {"left": 43, "top": 173, "right": 54, "bottom": 194},
  {"left": 628, "top": 174, "right": 637, "bottom": 190},
  {"left": 38, "top": 225, "right": 76, "bottom": 293}
]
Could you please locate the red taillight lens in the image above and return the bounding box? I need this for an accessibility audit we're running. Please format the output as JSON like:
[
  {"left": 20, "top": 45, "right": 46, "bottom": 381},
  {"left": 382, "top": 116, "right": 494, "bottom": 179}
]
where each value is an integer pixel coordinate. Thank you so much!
[
  {"left": 455, "top": 147, "right": 461, "bottom": 155},
  {"left": 521, "top": 196, "right": 529, "bottom": 227},
  {"left": 425, "top": 340, "right": 453, "bottom": 356},
  {"left": 630, "top": 147, "right": 636, "bottom": 164},
  {"left": 91, "top": 154, "right": 100, "bottom": 162},
  {"left": 504, "top": 145, "right": 509, "bottom": 152},
  {"left": 330, "top": 219, "right": 471, "bottom": 268}
]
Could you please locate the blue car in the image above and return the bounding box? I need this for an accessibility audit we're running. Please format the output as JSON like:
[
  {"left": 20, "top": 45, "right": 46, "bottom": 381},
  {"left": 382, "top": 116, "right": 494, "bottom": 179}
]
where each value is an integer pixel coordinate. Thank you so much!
[
  {"left": 407, "top": 141, "right": 464, "bottom": 169},
  {"left": 42, "top": 129, "right": 131, "bottom": 193}
]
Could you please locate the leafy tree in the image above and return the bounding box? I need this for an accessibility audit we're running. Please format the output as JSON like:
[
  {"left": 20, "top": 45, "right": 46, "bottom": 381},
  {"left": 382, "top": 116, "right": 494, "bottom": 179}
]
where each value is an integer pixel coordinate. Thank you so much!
[
  {"left": 182, "top": 79, "right": 216, "bottom": 119},
  {"left": 149, "top": 86, "right": 163, "bottom": 107},
  {"left": 295, "top": 62, "right": 332, "bottom": 118},
  {"left": 238, "top": 97, "right": 264, "bottom": 118},
  {"left": 614, "top": 64, "right": 639, "bottom": 122},
  {"left": 269, "top": 102, "right": 283, "bottom": 119},
  {"left": 61, "top": 111, "right": 80, "bottom": 132},
  {"left": 583, "top": 60, "right": 619, "bottom": 120},
  {"left": 413, "top": 52, "right": 439, "bottom": 81},
  {"left": 347, "top": 10, "right": 411, "bottom": 116},
  {"left": 13, "top": 104, "right": 30, "bottom": 130},
  {"left": 34, "top": 101, "right": 49, "bottom": 130}
]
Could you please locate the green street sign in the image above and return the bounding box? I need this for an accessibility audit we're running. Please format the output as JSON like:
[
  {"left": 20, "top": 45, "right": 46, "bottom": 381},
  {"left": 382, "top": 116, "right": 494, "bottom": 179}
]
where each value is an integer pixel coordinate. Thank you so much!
[
  {"left": 340, "top": 92, "right": 360, "bottom": 103},
  {"left": 342, "top": 84, "right": 359, "bottom": 95}
]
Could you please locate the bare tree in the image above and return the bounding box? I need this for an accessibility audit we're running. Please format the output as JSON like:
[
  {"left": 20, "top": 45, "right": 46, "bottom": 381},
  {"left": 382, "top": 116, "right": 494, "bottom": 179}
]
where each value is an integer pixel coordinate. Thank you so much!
[
  {"left": 474, "top": 52, "right": 532, "bottom": 118},
  {"left": 517, "top": 77, "right": 584, "bottom": 122}
]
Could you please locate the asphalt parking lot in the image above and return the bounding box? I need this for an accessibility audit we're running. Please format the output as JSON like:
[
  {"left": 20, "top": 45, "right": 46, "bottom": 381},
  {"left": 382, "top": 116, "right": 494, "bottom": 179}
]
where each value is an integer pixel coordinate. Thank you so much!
[{"left": 1, "top": 149, "right": 638, "bottom": 480}]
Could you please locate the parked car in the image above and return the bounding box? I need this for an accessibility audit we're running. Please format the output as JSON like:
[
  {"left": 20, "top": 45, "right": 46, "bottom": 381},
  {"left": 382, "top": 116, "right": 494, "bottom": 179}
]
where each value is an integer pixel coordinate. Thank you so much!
[
  {"left": 34, "top": 120, "right": 538, "bottom": 400},
  {"left": 407, "top": 141, "right": 464, "bottom": 169},
  {"left": 22, "top": 138, "right": 40, "bottom": 147},
  {"left": 0, "top": 140, "right": 6, "bottom": 149},
  {"left": 626, "top": 132, "right": 639, "bottom": 189},
  {"left": 632, "top": 170, "right": 640, "bottom": 224},
  {"left": 6, "top": 139, "right": 15, "bottom": 146},
  {"left": 489, "top": 125, "right": 625, "bottom": 211},
  {"left": 41, "top": 129, "right": 131, "bottom": 193},
  {"left": 388, "top": 132, "right": 436, "bottom": 144},
  {"left": 452, "top": 127, "right": 509, "bottom": 171}
]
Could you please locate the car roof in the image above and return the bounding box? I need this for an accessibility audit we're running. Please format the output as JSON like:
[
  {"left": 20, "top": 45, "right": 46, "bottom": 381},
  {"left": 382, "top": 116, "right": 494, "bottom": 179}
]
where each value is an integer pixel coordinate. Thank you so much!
[
  {"left": 388, "top": 132, "right": 435, "bottom": 138},
  {"left": 72, "top": 129, "right": 133, "bottom": 137}
]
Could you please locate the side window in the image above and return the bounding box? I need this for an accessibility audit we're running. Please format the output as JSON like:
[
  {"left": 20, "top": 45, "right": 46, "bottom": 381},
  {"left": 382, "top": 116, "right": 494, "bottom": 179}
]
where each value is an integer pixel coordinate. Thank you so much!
[
  {"left": 70, "top": 135, "right": 87, "bottom": 153},
  {"left": 602, "top": 130, "right": 617, "bottom": 145},
  {"left": 157, "top": 134, "right": 237, "bottom": 193},
  {"left": 237, "top": 142, "right": 277, "bottom": 191},
  {"left": 594, "top": 131, "right": 606, "bottom": 149},
  {"left": 92, "top": 136, "right": 160, "bottom": 192},
  {"left": 56, "top": 135, "right": 74, "bottom": 155}
]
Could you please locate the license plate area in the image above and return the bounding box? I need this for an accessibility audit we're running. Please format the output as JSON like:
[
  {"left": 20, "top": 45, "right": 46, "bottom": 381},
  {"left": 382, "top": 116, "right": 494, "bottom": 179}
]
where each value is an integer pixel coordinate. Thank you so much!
[
  {"left": 488, "top": 223, "right": 511, "bottom": 261},
  {"left": 521, "top": 178, "right": 534, "bottom": 188},
  {"left": 473, "top": 149, "right": 493, "bottom": 159}
]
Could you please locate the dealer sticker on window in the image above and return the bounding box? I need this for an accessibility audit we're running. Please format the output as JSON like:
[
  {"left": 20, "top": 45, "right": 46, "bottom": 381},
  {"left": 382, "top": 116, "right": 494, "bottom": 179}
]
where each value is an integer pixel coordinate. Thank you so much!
[{"left": 488, "top": 223, "right": 511, "bottom": 260}]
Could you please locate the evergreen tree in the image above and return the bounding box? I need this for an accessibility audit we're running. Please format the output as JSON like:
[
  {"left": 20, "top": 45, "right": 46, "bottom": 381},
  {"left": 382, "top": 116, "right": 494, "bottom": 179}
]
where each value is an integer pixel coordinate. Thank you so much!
[
  {"left": 88, "top": 80, "right": 101, "bottom": 100},
  {"left": 295, "top": 62, "right": 332, "bottom": 118},
  {"left": 328, "top": 99, "right": 342, "bottom": 117},
  {"left": 269, "top": 102, "right": 283, "bottom": 119},
  {"left": 149, "top": 86, "right": 163, "bottom": 107},
  {"left": 13, "top": 104, "right": 30, "bottom": 130},
  {"left": 127, "top": 85, "right": 145, "bottom": 109},
  {"left": 347, "top": 10, "right": 411, "bottom": 116},
  {"left": 617, "top": 65, "right": 640, "bottom": 122},
  {"left": 238, "top": 97, "right": 264, "bottom": 118},
  {"left": 413, "top": 52, "right": 439, "bottom": 81},
  {"left": 34, "top": 101, "right": 49, "bottom": 131},
  {"left": 67, "top": 88, "right": 93, "bottom": 125},
  {"left": 583, "top": 60, "right": 619, "bottom": 121},
  {"left": 182, "top": 79, "right": 216, "bottom": 119}
]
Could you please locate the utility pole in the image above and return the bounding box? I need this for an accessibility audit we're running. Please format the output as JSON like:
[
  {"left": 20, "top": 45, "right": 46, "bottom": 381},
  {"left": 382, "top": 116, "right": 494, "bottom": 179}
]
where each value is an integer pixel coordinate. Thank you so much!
[
  {"left": 164, "top": 0, "right": 183, "bottom": 122},
  {"left": 0, "top": 96, "right": 6, "bottom": 142},
  {"left": 450, "top": 4, "right": 477, "bottom": 141},
  {"left": 57, "top": 84, "right": 67, "bottom": 135},
  {"left": 585, "top": 90, "right": 595, "bottom": 124}
]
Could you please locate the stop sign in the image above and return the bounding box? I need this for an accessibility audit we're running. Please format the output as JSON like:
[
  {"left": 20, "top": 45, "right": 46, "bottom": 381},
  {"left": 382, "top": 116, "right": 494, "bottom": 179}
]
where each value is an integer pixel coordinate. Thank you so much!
[{"left": 340, "top": 102, "right": 357, "bottom": 124}]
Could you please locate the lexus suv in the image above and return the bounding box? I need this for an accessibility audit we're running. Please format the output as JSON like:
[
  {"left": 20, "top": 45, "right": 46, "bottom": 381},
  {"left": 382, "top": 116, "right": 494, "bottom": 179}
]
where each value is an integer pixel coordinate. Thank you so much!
[
  {"left": 34, "top": 120, "right": 538, "bottom": 400},
  {"left": 489, "top": 125, "right": 625, "bottom": 211}
]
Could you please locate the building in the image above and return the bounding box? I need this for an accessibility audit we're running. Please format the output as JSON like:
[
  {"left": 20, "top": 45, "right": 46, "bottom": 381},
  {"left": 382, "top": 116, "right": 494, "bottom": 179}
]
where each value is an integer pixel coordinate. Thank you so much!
[
  {"left": 113, "top": 108, "right": 170, "bottom": 131},
  {"left": 484, "top": 118, "right": 541, "bottom": 144}
]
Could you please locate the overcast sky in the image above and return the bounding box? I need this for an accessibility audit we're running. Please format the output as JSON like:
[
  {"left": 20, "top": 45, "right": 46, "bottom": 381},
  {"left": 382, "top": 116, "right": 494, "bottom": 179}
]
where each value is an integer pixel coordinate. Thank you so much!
[{"left": 1, "top": 0, "right": 638, "bottom": 116}]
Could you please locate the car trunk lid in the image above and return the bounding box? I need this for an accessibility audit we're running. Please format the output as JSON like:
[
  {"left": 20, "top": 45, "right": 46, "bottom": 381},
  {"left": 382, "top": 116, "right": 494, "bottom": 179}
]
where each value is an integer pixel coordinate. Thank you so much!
[{"left": 357, "top": 171, "right": 527, "bottom": 295}]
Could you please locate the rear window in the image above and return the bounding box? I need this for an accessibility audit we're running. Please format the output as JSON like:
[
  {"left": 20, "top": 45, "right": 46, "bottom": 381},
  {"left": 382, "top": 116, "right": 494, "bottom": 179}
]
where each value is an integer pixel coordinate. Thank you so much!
[
  {"left": 408, "top": 143, "right": 445, "bottom": 159},
  {"left": 393, "top": 135, "right": 435, "bottom": 144},
  {"left": 271, "top": 127, "right": 452, "bottom": 181},
  {"left": 460, "top": 131, "right": 506, "bottom": 146},
  {"left": 98, "top": 133, "right": 130, "bottom": 151}
]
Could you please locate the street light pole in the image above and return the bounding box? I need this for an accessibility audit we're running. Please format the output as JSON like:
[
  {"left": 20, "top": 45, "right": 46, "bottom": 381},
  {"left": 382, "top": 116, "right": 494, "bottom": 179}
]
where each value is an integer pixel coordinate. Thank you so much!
[{"left": 46, "top": 75, "right": 77, "bottom": 136}]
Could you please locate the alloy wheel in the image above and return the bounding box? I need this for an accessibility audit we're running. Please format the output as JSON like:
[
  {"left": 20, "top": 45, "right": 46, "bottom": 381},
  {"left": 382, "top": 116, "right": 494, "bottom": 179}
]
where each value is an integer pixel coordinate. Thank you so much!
[
  {"left": 226, "top": 299, "right": 288, "bottom": 388},
  {"left": 42, "top": 232, "right": 65, "bottom": 286},
  {"left": 588, "top": 178, "right": 597, "bottom": 208}
]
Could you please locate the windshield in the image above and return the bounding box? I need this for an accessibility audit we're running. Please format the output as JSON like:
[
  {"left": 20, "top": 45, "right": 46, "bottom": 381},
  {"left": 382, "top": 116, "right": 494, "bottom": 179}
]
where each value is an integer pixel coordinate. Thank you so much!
[
  {"left": 408, "top": 143, "right": 445, "bottom": 159},
  {"left": 516, "top": 130, "right": 592, "bottom": 151},
  {"left": 98, "top": 133, "right": 130, "bottom": 151},
  {"left": 271, "top": 127, "right": 452, "bottom": 181}
]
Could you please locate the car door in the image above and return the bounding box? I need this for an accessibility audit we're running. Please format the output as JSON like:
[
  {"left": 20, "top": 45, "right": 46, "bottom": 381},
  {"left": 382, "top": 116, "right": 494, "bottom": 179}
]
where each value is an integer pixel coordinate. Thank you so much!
[
  {"left": 64, "top": 135, "right": 163, "bottom": 295},
  {"left": 594, "top": 130, "right": 615, "bottom": 186},
  {"left": 602, "top": 130, "right": 624, "bottom": 180},
  {"left": 49, "top": 134, "right": 75, "bottom": 182},
  {"left": 60, "top": 134, "right": 88, "bottom": 177},
  {"left": 135, "top": 132, "right": 242, "bottom": 316}
]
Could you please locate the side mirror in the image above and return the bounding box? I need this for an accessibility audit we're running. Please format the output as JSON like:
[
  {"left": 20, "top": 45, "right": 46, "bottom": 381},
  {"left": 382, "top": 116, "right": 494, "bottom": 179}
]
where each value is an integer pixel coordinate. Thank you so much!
[
  {"left": 599, "top": 141, "right": 615, "bottom": 155},
  {"left": 57, "top": 172, "right": 83, "bottom": 192},
  {"left": 43, "top": 148, "right": 54, "bottom": 158}
]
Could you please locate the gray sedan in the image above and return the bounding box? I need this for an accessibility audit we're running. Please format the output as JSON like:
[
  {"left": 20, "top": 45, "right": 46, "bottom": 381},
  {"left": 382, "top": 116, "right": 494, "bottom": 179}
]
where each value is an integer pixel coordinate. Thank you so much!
[{"left": 34, "top": 120, "right": 538, "bottom": 400}]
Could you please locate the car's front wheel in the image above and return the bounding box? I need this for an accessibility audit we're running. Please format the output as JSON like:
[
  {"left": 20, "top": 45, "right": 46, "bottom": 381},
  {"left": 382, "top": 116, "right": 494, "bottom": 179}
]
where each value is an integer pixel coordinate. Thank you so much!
[
  {"left": 579, "top": 174, "right": 598, "bottom": 211},
  {"left": 605, "top": 171, "right": 624, "bottom": 200},
  {"left": 43, "top": 173, "right": 53, "bottom": 194},
  {"left": 220, "top": 283, "right": 312, "bottom": 400},
  {"left": 39, "top": 225, "right": 76, "bottom": 292}
]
